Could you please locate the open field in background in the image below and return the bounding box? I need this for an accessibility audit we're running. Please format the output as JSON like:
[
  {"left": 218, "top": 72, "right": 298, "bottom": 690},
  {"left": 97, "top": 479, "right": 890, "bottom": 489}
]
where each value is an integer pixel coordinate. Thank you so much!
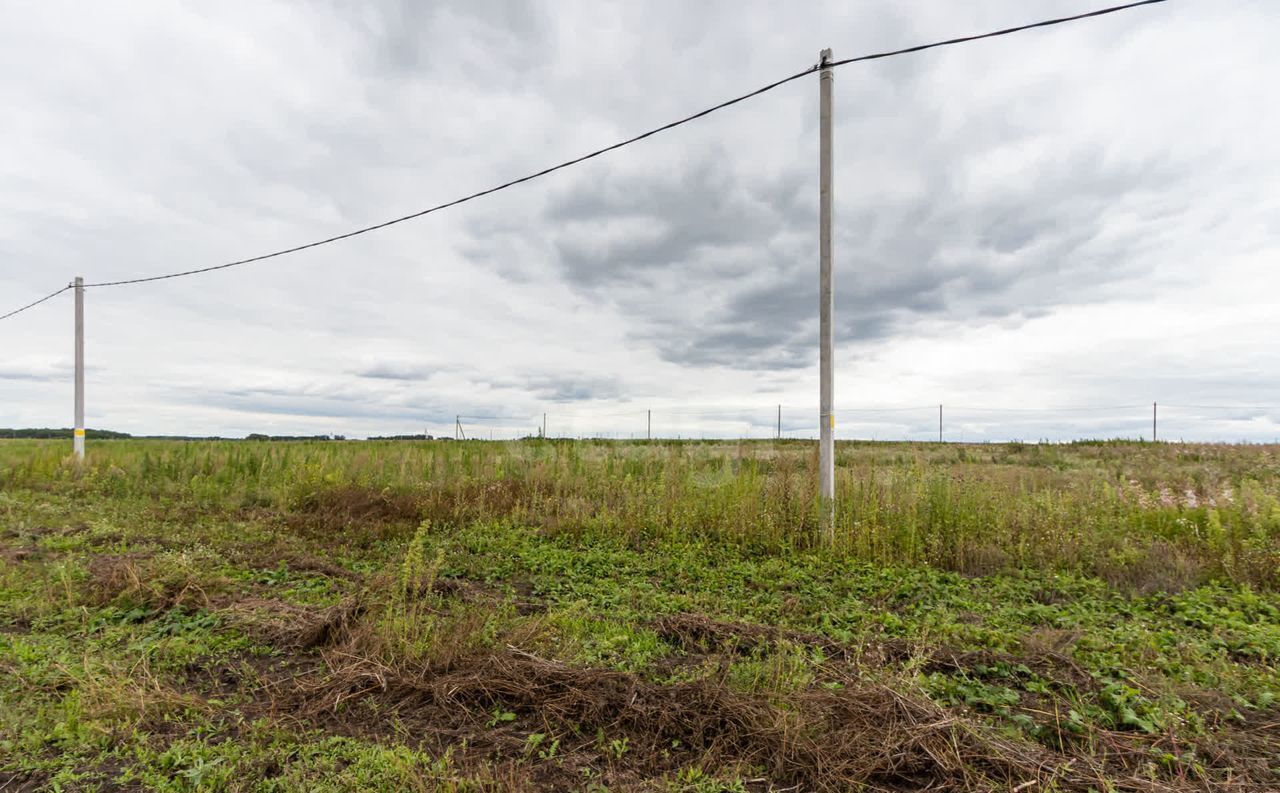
[{"left": 1, "top": 439, "right": 1277, "bottom": 791}]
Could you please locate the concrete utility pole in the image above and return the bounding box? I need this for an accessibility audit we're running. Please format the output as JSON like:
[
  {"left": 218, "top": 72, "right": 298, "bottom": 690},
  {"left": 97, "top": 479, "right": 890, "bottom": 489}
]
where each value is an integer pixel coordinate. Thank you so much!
[
  {"left": 1153, "top": 402, "right": 1157, "bottom": 442},
  {"left": 777, "top": 404, "right": 782, "bottom": 440},
  {"left": 818, "top": 49, "right": 835, "bottom": 538},
  {"left": 73, "top": 276, "right": 85, "bottom": 462},
  {"left": 542, "top": 412, "right": 547, "bottom": 438},
  {"left": 647, "top": 409, "right": 651, "bottom": 440},
  {"left": 939, "top": 404, "right": 943, "bottom": 443}
]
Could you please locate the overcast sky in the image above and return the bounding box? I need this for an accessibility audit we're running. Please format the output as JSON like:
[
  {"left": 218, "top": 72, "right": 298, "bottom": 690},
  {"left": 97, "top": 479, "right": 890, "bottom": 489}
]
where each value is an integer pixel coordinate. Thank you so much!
[{"left": 2, "top": 1, "right": 1277, "bottom": 442}]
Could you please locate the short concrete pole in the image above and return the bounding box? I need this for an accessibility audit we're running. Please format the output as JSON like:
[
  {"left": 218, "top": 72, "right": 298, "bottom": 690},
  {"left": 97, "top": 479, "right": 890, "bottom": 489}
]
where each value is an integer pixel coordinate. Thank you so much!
[{"left": 73, "top": 276, "right": 85, "bottom": 462}]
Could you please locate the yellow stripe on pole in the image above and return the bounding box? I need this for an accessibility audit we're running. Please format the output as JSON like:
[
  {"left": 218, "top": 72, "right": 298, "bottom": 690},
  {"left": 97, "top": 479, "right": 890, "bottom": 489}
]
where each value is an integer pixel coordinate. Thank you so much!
[{"left": 74, "top": 428, "right": 85, "bottom": 437}]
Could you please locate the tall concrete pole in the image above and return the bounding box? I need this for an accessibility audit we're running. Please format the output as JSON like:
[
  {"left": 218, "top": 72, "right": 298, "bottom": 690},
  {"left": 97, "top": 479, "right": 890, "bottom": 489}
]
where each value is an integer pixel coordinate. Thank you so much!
[
  {"left": 1153, "top": 402, "right": 1157, "bottom": 442},
  {"left": 73, "top": 276, "right": 85, "bottom": 461},
  {"left": 818, "top": 49, "right": 835, "bottom": 539}
]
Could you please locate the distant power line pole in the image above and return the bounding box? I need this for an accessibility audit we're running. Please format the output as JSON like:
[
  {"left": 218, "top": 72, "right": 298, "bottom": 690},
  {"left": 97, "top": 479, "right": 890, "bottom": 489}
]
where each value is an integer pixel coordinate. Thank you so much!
[
  {"left": 73, "top": 276, "right": 85, "bottom": 462},
  {"left": 542, "top": 412, "right": 547, "bottom": 438},
  {"left": 647, "top": 409, "right": 651, "bottom": 440},
  {"left": 939, "top": 404, "right": 943, "bottom": 443},
  {"left": 818, "top": 49, "right": 836, "bottom": 540},
  {"left": 777, "top": 404, "right": 782, "bottom": 439},
  {"left": 1153, "top": 401, "right": 1157, "bottom": 442}
]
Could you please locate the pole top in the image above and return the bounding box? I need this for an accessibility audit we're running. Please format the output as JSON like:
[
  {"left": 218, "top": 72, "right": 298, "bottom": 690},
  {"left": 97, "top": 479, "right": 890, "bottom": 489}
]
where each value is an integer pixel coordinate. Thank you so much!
[
  {"left": 819, "top": 48, "right": 832, "bottom": 68},
  {"left": 73, "top": 276, "right": 83, "bottom": 287}
]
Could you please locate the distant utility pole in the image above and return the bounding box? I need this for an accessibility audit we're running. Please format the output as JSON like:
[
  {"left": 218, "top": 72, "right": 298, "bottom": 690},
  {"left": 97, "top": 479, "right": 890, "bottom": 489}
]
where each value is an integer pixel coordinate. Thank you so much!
[
  {"left": 455, "top": 415, "right": 466, "bottom": 441},
  {"left": 818, "top": 49, "right": 835, "bottom": 540},
  {"left": 647, "top": 409, "right": 651, "bottom": 440},
  {"left": 939, "top": 404, "right": 943, "bottom": 443},
  {"left": 73, "top": 276, "right": 85, "bottom": 462},
  {"left": 777, "top": 404, "right": 782, "bottom": 440},
  {"left": 1153, "top": 402, "right": 1157, "bottom": 442},
  {"left": 542, "top": 412, "right": 547, "bottom": 438}
]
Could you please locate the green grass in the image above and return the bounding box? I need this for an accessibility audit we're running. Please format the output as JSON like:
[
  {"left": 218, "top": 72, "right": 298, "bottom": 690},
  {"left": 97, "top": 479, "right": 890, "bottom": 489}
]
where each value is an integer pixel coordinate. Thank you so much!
[{"left": 1, "top": 438, "right": 1277, "bottom": 790}]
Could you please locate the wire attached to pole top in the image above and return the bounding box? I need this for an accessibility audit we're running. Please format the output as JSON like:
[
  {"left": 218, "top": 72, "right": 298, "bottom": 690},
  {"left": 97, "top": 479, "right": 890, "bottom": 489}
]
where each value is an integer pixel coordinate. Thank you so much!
[{"left": 0, "top": 285, "right": 72, "bottom": 322}]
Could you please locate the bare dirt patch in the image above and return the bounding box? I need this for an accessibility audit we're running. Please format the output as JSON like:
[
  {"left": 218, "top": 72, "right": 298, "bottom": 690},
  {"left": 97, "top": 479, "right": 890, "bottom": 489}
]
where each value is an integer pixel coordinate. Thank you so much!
[
  {"left": 0, "top": 616, "right": 32, "bottom": 635},
  {"left": 0, "top": 770, "right": 52, "bottom": 793},
  {"left": 0, "top": 545, "right": 43, "bottom": 564}
]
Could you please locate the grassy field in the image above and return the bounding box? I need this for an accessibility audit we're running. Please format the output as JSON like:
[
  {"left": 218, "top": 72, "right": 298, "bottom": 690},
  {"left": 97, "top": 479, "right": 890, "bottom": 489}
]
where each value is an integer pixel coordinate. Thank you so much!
[{"left": 1, "top": 438, "right": 1277, "bottom": 791}]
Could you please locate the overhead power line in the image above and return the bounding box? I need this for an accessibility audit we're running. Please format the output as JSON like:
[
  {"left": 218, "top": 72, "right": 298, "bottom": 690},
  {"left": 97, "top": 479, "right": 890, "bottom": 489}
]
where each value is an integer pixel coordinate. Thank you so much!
[
  {"left": 825, "top": 0, "right": 1167, "bottom": 69},
  {"left": 79, "top": 62, "right": 817, "bottom": 290},
  {"left": 81, "top": 65, "right": 818, "bottom": 289},
  {"left": 0, "top": 284, "right": 72, "bottom": 322},
  {"left": 1161, "top": 404, "right": 1279, "bottom": 411},
  {"left": 841, "top": 405, "right": 939, "bottom": 413},
  {"left": 951, "top": 404, "right": 1149, "bottom": 413},
  {"left": 0, "top": 0, "right": 1167, "bottom": 318},
  {"left": 455, "top": 414, "right": 534, "bottom": 422}
]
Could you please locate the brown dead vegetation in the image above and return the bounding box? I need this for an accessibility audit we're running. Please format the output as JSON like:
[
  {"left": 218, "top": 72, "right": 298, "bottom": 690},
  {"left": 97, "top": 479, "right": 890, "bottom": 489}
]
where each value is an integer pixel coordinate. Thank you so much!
[
  {"left": 271, "top": 643, "right": 1183, "bottom": 792},
  {"left": 417, "top": 479, "right": 537, "bottom": 526},
  {"left": 652, "top": 612, "right": 1096, "bottom": 692},
  {"left": 56, "top": 547, "right": 1279, "bottom": 792},
  {"left": 1094, "top": 539, "right": 1209, "bottom": 596},
  {"left": 649, "top": 614, "right": 1280, "bottom": 788},
  {"left": 227, "top": 596, "right": 367, "bottom": 651},
  {"left": 235, "top": 547, "right": 362, "bottom": 581},
  {"left": 211, "top": 599, "right": 1263, "bottom": 792},
  {"left": 49, "top": 543, "right": 1279, "bottom": 791},
  {"left": 83, "top": 553, "right": 229, "bottom": 611},
  {"left": 284, "top": 480, "right": 545, "bottom": 545},
  {"left": 286, "top": 484, "right": 424, "bottom": 543},
  {"left": 25, "top": 569, "right": 1268, "bottom": 793}
]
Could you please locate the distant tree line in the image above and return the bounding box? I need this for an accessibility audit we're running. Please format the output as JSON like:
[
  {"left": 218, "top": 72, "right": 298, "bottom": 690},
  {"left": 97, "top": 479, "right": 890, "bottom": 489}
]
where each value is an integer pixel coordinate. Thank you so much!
[
  {"left": 0, "top": 429, "right": 346, "bottom": 441},
  {"left": 244, "top": 434, "right": 346, "bottom": 441},
  {"left": 0, "top": 428, "right": 132, "bottom": 439},
  {"left": 366, "top": 434, "right": 438, "bottom": 441}
]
